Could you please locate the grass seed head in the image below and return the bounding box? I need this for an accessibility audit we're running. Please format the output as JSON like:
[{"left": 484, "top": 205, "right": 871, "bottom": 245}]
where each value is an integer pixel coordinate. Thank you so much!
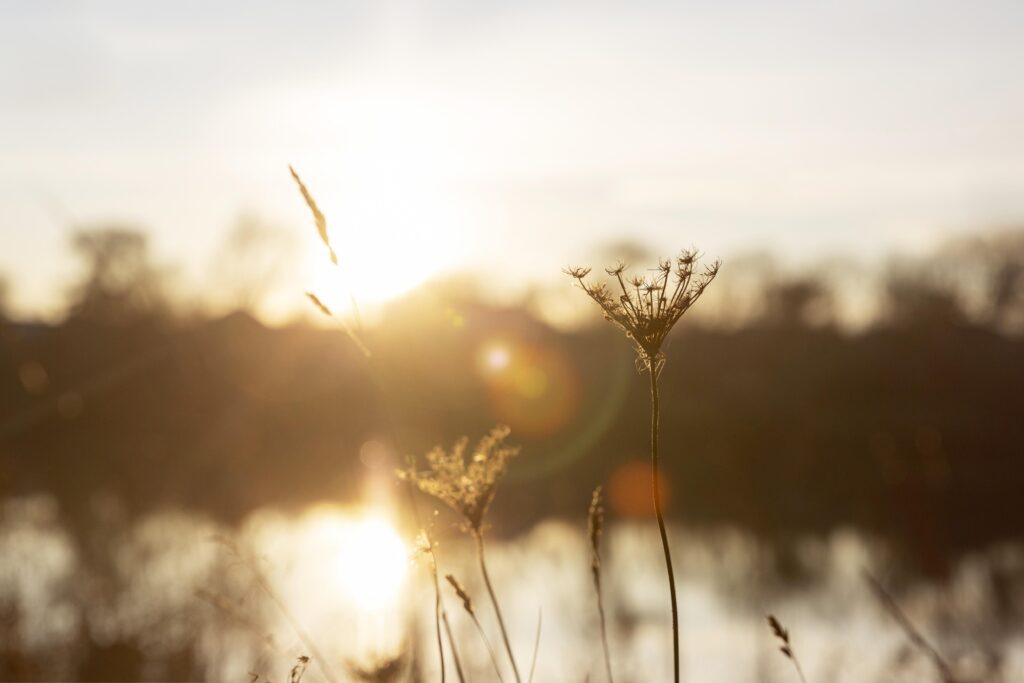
[
  {"left": 767, "top": 614, "right": 793, "bottom": 658},
  {"left": 445, "top": 573, "right": 476, "bottom": 617}
]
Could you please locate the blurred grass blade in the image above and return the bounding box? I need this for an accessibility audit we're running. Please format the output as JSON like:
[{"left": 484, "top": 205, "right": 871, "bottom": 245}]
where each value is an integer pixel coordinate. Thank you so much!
[
  {"left": 289, "top": 165, "right": 337, "bottom": 265},
  {"left": 528, "top": 608, "right": 541, "bottom": 683}
]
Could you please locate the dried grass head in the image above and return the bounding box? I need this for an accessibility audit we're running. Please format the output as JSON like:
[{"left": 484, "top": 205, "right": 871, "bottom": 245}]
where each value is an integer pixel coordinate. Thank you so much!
[
  {"left": 566, "top": 249, "right": 720, "bottom": 373},
  {"left": 398, "top": 426, "right": 519, "bottom": 533}
]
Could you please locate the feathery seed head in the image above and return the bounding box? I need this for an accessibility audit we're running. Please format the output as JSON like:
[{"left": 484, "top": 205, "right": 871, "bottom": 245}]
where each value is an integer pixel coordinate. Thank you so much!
[{"left": 398, "top": 426, "right": 519, "bottom": 533}]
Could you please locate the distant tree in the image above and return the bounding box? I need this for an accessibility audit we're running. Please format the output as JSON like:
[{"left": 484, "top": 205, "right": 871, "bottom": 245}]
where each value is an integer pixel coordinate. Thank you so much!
[
  {"left": 594, "top": 239, "right": 655, "bottom": 267},
  {"left": 210, "top": 214, "right": 299, "bottom": 313},
  {"left": 950, "top": 229, "right": 1024, "bottom": 332},
  {"left": 65, "top": 227, "right": 170, "bottom": 324},
  {"left": 882, "top": 270, "right": 967, "bottom": 328},
  {"left": 889, "top": 228, "right": 1024, "bottom": 332},
  {"left": 0, "top": 275, "right": 9, "bottom": 322},
  {"left": 760, "top": 277, "right": 834, "bottom": 328}
]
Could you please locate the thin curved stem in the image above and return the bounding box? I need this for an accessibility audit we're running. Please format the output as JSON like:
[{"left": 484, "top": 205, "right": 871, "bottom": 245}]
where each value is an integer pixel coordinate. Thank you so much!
[
  {"left": 475, "top": 530, "right": 522, "bottom": 683},
  {"left": 650, "top": 366, "right": 680, "bottom": 683},
  {"left": 468, "top": 611, "right": 506, "bottom": 683},
  {"left": 430, "top": 566, "right": 447, "bottom": 683},
  {"left": 595, "top": 581, "right": 614, "bottom": 683},
  {"left": 441, "top": 610, "right": 467, "bottom": 683}
]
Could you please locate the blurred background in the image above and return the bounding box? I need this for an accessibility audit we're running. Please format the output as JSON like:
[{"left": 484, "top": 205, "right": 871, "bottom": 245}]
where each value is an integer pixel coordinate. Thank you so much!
[{"left": 1, "top": 2, "right": 1023, "bottom": 682}]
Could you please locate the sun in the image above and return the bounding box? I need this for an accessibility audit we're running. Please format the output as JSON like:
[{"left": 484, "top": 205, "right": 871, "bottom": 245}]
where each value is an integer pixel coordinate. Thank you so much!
[{"left": 297, "top": 87, "right": 473, "bottom": 313}]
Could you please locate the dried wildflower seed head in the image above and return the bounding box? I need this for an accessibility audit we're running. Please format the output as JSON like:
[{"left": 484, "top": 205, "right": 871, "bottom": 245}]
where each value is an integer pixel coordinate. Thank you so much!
[
  {"left": 397, "top": 426, "right": 519, "bottom": 533},
  {"left": 566, "top": 249, "right": 720, "bottom": 373},
  {"left": 445, "top": 574, "right": 476, "bottom": 617},
  {"left": 587, "top": 486, "right": 605, "bottom": 574}
]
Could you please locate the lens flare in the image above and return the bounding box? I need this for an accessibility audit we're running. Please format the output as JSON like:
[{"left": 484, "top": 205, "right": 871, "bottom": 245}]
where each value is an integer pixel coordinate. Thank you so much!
[
  {"left": 608, "top": 460, "right": 671, "bottom": 518},
  {"left": 476, "top": 336, "right": 580, "bottom": 437}
]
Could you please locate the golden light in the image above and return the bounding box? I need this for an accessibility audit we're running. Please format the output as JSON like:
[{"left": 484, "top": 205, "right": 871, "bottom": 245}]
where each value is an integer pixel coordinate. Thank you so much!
[
  {"left": 295, "top": 85, "right": 474, "bottom": 314},
  {"left": 309, "top": 511, "right": 409, "bottom": 612}
]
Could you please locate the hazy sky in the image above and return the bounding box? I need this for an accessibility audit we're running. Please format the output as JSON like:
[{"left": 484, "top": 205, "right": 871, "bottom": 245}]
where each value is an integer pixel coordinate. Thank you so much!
[{"left": 2, "top": 1, "right": 1023, "bottom": 318}]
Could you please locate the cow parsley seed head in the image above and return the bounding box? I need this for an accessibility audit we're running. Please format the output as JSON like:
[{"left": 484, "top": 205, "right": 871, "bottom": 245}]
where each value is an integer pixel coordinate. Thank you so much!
[{"left": 565, "top": 248, "right": 720, "bottom": 373}]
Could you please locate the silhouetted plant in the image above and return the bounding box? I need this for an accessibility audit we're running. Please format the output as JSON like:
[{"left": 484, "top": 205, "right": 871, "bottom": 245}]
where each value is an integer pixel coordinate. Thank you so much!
[
  {"left": 567, "top": 250, "right": 719, "bottom": 683},
  {"left": 400, "top": 426, "right": 523, "bottom": 682}
]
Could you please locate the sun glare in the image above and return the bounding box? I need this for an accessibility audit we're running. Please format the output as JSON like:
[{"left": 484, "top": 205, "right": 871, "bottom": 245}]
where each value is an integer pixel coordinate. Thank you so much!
[
  {"left": 297, "top": 86, "right": 472, "bottom": 314},
  {"left": 309, "top": 511, "right": 409, "bottom": 612}
]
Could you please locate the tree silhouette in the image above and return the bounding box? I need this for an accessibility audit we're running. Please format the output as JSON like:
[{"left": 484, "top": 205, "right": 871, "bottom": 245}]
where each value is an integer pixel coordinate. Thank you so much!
[{"left": 65, "top": 228, "right": 169, "bottom": 324}]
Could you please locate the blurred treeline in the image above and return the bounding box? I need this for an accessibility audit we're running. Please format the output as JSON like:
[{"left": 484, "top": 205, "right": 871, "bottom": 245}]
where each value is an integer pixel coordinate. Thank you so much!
[{"left": 2, "top": 225, "right": 1024, "bottom": 577}]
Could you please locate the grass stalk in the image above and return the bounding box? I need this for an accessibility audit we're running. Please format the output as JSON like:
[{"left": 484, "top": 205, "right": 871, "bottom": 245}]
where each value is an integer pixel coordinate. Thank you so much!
[
  {"left": 587, "top": 486, "right": 613, "bottom": 683},
  {"left": 441, "top": 609, "right": 467, "bottom": 683},
  {"left": 445, "top": 574, "right": 505, "bottom": 683},
  {"left": 863, "top": 571, "right": 957, "bottom": 683},
  {"left": 527, "top": 609, "right": 542, "bottom": 683},
  {"left": 475, "top": 529, "right": 522, "bottom": 683},
  {"left": 431, "top": 565, "right": 447, "bottom": 683}
]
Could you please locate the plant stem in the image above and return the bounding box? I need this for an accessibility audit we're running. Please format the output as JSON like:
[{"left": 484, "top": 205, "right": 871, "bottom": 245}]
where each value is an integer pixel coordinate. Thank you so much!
[
  {"left": 595, "top": 578, "right": 614, "bottom": 683},
  {"left": 649, "top": 366, "right": 680, "bottom": 683},
  {"left": 441, "top": 610, "right": 467, "bottom": 683},
  {"left": 468, "top": 611, "right": 506, "bottom": 683},
  {"left": 475, "top": 529, "right": 522, "bottom": 683},
  {"left": 430, "top": 565, "right": 447, "bottom": 683}
]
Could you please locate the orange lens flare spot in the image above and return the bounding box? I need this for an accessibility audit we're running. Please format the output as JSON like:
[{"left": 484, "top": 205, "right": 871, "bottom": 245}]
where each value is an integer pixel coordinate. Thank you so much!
[
  {"left": 608, "top": 460, "right": 671, "bottom": 518},
  {"left": 476, "top": 337, "right": 580, "bottom": 437}
]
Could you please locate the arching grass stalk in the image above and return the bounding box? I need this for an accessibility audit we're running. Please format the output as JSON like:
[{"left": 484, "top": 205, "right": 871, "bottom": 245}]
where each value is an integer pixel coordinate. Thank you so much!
[{"left": 567, "top": 251, "right": 719, "bottom": 683}]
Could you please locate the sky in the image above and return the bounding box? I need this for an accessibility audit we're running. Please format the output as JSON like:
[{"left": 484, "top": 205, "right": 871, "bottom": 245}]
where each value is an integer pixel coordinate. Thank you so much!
[{"left": 2, "top": 0, "right": 1023, "bottom": 319}]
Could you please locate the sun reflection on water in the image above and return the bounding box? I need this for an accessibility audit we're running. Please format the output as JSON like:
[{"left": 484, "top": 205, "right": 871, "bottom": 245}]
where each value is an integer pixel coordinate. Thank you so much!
[{"left": 306, "top": 509, "right": 409, "bottom": 613}]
